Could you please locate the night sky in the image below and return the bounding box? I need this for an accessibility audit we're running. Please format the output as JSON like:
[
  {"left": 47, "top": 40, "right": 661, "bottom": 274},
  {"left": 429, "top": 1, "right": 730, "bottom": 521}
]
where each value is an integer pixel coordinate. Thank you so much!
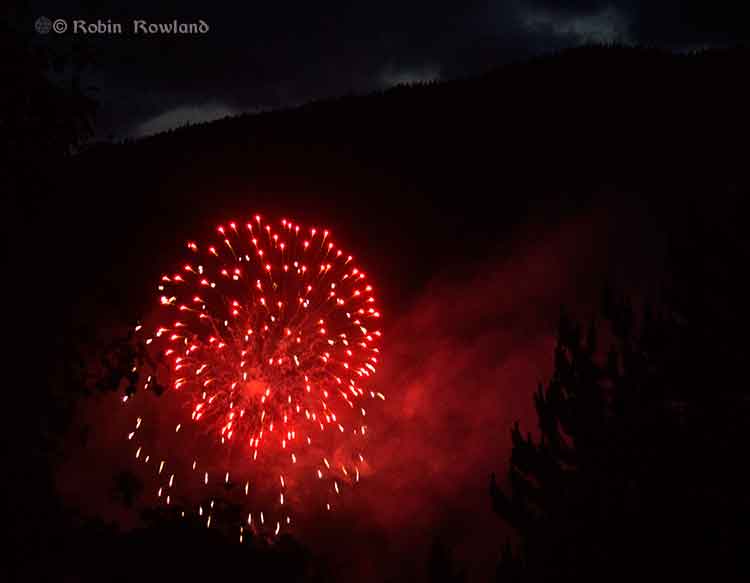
[{"left": 18, "top": 1, "right": 750, "bottom": 138}]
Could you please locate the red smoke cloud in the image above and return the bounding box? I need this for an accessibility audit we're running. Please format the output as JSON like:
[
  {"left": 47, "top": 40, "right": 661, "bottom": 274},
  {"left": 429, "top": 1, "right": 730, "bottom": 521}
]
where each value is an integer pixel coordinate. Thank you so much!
[{"left": 58, "top": 199, "right": 662, "bottom": 581}]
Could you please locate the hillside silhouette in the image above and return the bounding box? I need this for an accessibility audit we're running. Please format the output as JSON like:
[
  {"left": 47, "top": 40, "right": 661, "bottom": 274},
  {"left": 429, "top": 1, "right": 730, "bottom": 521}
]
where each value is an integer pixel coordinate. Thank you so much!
[{"left": 54, "top": 45, "right": 749, "bottom": 314}]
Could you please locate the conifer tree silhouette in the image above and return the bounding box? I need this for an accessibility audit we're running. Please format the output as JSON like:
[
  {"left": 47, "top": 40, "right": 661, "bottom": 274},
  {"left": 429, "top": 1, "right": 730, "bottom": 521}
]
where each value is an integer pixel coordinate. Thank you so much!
[{"left": 491, "top": 261, "right": 750, "bottom": 582}]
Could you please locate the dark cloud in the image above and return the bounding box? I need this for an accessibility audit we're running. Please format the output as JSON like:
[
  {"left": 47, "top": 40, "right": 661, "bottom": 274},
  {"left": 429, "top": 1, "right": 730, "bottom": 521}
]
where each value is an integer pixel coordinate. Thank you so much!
[
  {"left": 521, "top": 1, "right": 749, "bottom": 45},
  {"left": 628, "top": 2, "right": 750, "bottom": 46},
  {"left": 23, "top": 1, "right": 748, "bottom": 135}
]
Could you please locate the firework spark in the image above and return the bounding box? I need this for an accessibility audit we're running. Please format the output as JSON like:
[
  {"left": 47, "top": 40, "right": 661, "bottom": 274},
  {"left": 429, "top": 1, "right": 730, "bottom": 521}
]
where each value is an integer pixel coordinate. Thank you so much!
[{"left": 125, "top": 215, "right": 384, "bottom": 536}]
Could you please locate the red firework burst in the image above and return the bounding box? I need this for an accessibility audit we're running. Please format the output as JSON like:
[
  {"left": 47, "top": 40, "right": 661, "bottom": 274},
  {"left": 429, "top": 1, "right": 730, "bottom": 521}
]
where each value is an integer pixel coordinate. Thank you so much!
[{"left": 125, "top": 215, "right": 384, "bottom": 536}]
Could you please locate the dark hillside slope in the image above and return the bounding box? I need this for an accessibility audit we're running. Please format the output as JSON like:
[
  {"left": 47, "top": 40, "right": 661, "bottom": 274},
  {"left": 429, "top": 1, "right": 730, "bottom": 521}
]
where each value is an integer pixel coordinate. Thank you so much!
[{"left": 57, "top": 46, "right": 748, "bottom": 315}]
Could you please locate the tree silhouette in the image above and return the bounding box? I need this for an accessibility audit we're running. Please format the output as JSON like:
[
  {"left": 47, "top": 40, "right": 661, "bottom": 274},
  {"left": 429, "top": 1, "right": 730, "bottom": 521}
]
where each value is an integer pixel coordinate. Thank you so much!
[
  {"left": 491, "top": 268, "right": 750, "bottom": 580},
  {"left": 2, "top": 15, "right": 99, "bottom": 582}
]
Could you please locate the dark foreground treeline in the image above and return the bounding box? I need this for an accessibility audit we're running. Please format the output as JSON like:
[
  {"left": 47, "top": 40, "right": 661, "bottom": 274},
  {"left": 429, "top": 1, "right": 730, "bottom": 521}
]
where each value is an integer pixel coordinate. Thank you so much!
[
  {"left": 3, "top": 21, "right": 750, "bottom": 582},
  {"left": 491, "top": 235, "right": 750, "bottom": 582}
]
